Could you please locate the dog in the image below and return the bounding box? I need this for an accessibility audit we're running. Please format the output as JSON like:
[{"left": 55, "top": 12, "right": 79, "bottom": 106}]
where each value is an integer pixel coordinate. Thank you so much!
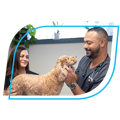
[{"left": 4, "top": 56, "right": 77, "bottom": 95}]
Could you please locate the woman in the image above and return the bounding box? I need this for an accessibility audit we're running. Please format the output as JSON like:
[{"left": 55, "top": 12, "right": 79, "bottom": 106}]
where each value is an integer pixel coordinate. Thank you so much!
[{"left": 4, "top": 46, "right": 39, "bottom": 95}]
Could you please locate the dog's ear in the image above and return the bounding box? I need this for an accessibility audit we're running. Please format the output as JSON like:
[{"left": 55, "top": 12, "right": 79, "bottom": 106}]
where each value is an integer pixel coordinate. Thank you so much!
[
  {"left": 57, "top": 58, "right": 64, "bottom": 68},
  {"left": 58, "top": 65, "right": 68, "bottom": 81}
]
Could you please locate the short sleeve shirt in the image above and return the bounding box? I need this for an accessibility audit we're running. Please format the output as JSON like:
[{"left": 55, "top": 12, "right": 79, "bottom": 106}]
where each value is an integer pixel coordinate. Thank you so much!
[{"left": 75, "top": 55, "right": 110, "bottom": 93}]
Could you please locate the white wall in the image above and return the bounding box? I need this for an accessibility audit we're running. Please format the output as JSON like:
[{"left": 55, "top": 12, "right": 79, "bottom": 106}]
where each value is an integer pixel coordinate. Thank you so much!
[{"left": 8, "top": 41, "right": 112, "bottom": 96}]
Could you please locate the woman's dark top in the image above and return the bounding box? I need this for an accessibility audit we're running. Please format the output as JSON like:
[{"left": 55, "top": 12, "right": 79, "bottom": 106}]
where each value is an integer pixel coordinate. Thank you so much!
[{"left": 4, "top": 71, "right": 39, "bottom": 90}]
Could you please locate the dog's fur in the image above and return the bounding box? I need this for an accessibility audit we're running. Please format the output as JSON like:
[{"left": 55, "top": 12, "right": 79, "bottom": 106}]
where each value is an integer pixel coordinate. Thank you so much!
[{"left": 4, "top": 56, "right": 77, "bottom": 95}]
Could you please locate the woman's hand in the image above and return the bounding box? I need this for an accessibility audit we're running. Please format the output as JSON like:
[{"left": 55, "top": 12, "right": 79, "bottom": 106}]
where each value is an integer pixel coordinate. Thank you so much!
[{"left": 3, "top": 88, "right": 17, "bottom": 96}]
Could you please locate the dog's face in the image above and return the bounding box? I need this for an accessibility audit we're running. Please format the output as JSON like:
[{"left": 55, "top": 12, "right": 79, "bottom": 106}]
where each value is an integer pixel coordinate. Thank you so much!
[
  {"left": 56, "top": 56, "right": 77, "bottom": 81},
  {"left": 57, "top": 56, "right": 77, "bottom": 67}
]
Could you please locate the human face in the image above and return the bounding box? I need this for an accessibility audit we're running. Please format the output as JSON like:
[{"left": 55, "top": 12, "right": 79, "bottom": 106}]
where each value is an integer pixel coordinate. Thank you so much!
[
  {"left": 19, "top": 50, "right": 29, "bottom": 68},
  {"left": 84, "top": 31, "right": 101, "bottom": 59}
]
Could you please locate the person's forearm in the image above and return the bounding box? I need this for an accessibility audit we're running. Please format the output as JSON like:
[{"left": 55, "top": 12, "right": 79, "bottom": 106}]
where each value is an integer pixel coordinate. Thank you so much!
[{"left": 71, "top": 84, "right": 85, "bottom": 95}]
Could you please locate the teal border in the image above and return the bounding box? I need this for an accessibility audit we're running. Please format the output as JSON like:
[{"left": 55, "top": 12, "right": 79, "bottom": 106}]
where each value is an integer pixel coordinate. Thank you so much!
[{"left": 8, "top": 25, "right": 119, "bottom": 100}]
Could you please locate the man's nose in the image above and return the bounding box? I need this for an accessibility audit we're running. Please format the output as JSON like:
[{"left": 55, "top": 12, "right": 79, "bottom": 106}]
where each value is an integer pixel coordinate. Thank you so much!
[{"left": 83, "top": 43, "right": 88, "bottom": 49}]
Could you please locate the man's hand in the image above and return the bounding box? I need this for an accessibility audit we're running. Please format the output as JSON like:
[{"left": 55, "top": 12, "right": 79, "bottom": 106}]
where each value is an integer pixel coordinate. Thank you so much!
[
  {"left": 64, "top": 66, "right": 77, "bottom": 87},
  {"left": 64, "top": 66, "right": 85, "bottom": 95},
  {"left": 71, "top": 66, "right": 75, "bottom": 72}
]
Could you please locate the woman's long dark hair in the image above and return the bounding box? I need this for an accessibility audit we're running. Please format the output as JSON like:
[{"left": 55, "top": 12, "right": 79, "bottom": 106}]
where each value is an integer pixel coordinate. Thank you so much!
[{"left": 6, "top": 47, "right": 30, "bottom": 78}]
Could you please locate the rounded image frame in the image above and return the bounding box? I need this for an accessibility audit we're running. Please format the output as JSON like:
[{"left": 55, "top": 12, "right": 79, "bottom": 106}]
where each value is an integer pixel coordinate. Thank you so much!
[{"left": 8, "top": 25, "right": 119, "bottom": 100}]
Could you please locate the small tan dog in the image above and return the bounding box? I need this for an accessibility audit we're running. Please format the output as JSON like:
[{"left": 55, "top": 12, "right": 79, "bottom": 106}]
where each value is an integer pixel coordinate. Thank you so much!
[{"left": 4, "top": 56, "right": 77, "bottom": 95}]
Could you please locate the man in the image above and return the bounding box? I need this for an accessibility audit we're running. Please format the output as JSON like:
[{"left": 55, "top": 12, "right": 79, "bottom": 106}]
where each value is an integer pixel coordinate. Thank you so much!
[{"left": 65, "top": 27, "right": 110, "bottom": 95}]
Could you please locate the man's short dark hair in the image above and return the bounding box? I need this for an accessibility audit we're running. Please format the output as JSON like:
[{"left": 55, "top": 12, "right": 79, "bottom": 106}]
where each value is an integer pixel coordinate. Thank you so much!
[{"left": 87, "top": 27, "right": 108, "bottom": 41}]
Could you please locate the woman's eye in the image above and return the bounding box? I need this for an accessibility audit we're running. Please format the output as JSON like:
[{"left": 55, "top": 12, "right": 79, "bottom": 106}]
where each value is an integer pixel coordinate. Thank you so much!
[
  {"left": 20, "top": 55, "right": 29, "bottom": 59},
  {"left": 20, "top": 55, "right": 24, "bottom": 58}
]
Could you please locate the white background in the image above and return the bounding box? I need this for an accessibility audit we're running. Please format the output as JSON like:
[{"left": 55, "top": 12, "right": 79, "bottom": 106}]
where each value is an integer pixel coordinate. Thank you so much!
[{"left": 29, "top": 21, "right": 115, "bottom": 39}]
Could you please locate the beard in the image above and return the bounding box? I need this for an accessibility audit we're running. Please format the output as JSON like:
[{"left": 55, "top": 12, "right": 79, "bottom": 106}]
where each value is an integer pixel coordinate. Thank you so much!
[{"left": 85, "top": 44, "right": 100, "bottom": 59}]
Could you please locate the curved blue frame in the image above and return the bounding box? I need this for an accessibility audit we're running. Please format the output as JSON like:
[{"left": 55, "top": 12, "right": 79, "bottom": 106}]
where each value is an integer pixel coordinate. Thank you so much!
[{"left": 8, "top": 25, "right": 119, "bottom": 100}]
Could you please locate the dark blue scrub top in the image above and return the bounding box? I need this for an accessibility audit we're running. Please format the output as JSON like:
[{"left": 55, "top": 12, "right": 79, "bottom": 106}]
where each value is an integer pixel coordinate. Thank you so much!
[{"left": 75, "top": 55, "right": 110, "bottom": 93}]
